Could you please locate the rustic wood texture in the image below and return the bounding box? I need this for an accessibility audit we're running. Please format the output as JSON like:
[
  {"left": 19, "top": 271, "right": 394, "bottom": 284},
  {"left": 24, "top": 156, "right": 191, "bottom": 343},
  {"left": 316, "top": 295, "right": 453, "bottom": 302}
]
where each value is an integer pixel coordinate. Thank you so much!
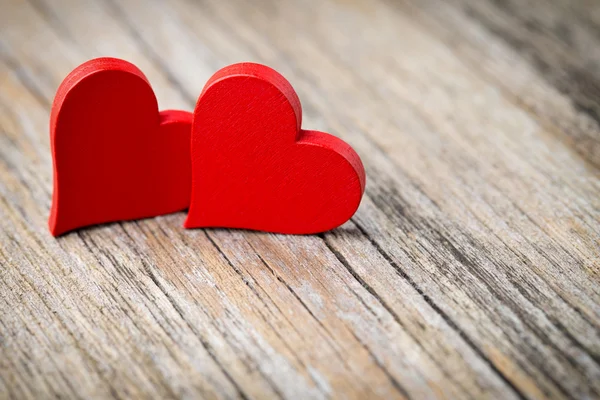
[{"left": 0, "top": 0, "right": 599, "bottom": 399}]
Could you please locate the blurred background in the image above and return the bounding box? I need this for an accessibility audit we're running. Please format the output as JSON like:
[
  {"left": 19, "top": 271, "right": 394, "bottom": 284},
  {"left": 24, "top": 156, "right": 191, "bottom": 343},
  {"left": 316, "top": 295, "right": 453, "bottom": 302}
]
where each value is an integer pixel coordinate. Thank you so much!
[{"left": 2, "top": 0, "right": 600, "bottom": 175}]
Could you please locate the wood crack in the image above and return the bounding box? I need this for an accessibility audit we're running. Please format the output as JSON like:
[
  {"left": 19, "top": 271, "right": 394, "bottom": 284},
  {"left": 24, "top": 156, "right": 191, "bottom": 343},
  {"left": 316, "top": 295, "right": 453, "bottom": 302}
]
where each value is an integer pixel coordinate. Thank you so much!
[{"left": 351, "top": 218, "right": 529, "bottom": 400}]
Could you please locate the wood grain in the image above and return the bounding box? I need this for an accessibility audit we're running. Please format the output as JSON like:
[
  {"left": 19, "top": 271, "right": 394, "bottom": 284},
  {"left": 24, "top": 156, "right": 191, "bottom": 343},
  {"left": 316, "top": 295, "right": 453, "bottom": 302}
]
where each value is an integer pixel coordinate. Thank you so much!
[{"left": 1, "top": 0, "right": 599, "bottom": 399}]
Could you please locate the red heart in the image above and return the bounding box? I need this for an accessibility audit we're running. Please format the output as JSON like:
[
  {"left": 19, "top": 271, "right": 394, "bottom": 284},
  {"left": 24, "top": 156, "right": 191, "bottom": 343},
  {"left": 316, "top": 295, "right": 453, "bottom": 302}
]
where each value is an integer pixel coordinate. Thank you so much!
[
  {"left": 185, "top": 63, "right": 365, "bottom": 234},
  {"left": 49, "top": 58, "right": 192, "bottom": 236}
]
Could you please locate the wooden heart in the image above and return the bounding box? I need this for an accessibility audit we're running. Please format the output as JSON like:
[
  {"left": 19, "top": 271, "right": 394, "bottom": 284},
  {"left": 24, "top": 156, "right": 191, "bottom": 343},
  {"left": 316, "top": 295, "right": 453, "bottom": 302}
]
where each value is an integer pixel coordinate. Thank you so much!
[
  {"left": 185, "top": 63, "right": 365, "bottom": 234},
  {"left": 49, "top": 58, "right": 192, "bottom": 236}
]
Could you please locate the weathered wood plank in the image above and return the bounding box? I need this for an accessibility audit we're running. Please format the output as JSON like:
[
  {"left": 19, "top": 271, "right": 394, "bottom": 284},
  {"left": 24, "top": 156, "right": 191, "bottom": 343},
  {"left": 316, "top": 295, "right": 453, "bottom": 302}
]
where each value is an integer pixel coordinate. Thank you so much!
[
  {"left": 0, "top": 1, "right": 473, "bottom": 398},
  {"left": 411, "top": 0, "right": 600, "bottom": 170},
  {"left": 1, "top": 0, "right": 599, "bottom": 399},
  {"left": 165, "top": 0, "right": 593, "bottom": 396},
  {"left": 158, "top": 0, "right": 600, "bottom": 397}
]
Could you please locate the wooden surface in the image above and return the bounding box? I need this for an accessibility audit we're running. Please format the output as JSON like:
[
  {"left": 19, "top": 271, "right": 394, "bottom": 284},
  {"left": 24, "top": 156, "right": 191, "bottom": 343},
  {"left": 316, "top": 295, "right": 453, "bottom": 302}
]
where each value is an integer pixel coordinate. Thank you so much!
[{"left": 0, "top": 0, "right": 599, "bottom": 399}]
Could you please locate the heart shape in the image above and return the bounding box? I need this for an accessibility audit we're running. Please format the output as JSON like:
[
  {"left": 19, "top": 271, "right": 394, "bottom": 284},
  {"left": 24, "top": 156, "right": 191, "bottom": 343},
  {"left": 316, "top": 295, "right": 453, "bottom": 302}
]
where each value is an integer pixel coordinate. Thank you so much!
[
  {"left": 49, "top": 58, "right": 192, "bottom": 236},
  {"left": 185, "top": 63, "right": 365, "bottom": 234}
]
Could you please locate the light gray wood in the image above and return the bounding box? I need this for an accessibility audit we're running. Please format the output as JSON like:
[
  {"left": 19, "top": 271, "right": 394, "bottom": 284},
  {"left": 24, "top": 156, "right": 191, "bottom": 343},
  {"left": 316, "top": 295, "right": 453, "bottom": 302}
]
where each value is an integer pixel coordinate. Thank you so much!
[{"left": 0, "top": 0, "right": 598, "bottom": 399}]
